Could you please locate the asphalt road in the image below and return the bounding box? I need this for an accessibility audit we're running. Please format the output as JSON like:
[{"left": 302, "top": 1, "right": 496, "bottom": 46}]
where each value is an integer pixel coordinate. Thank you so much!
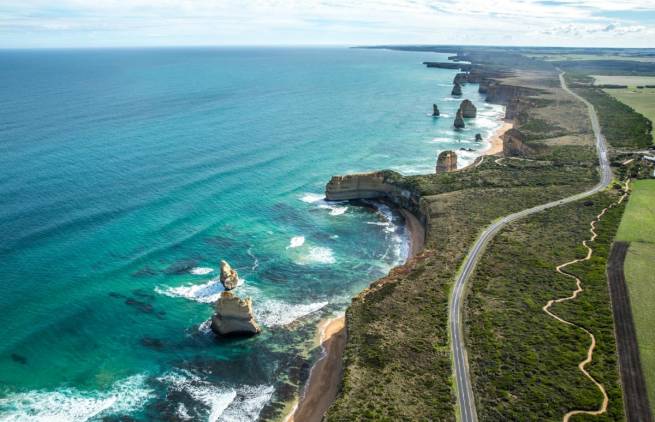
[{"left": 450, "top": 72, "right": 613, "bottom": 422}]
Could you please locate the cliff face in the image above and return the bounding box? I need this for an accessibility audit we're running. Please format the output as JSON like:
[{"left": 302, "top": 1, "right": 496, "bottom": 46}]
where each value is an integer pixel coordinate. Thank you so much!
[
  {"left": 485, "top": 83, "right": 539, "bottom": 106},
  {"left": 325, "top": 171, "right": 427, "bottom": 226},
  {"left": 435, "top": 151, "right": 458, "bottom": 173},
  {"left": 502, "top": 128, "right": 532, "bottom": 157}
]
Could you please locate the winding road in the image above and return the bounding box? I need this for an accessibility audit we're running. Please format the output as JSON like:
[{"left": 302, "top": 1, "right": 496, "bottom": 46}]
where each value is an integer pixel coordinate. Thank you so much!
[{"left": 449, "top": 72, "right": 613, "bottom": 422}]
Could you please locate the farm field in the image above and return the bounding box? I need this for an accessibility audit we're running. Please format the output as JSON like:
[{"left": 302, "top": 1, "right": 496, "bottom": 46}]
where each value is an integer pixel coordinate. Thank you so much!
[
  {"left": 603, "top": 88, "right": 655, "bottom": 133},
  {"left": 592, "top": 75, "right": 655, "bottom": 86},
  {"left": 617, "top": 179, "right": 655, "bottom": 416}
]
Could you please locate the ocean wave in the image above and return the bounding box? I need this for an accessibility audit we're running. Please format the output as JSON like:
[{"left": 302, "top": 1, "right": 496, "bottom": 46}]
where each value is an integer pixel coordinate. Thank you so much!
[
  {"left": 190, "top": 267, "right": 214, "bottom": 275},
  {"left": 299, "top": 193, "right": 324, "bottom": 203},
  {"left": 253, "top": 299, "right": 328, "bottom": 327},
  {"left": 0, "top": 375, "right": 153, "bottom": 421},
  {"left": 295, "top": 246, "right": 336, "bottom": 265},
  {"left": 319, "top": 204, "right": 348, "bottom": 216},
  {"left": 157, "top": 371, "right": 273, "bottom": 422},
  {"left": 287, "top": 236, "right": 305, "bottom": 248},
  {"left": 155, "top": 277, "right": 244, "bottom": 304}
]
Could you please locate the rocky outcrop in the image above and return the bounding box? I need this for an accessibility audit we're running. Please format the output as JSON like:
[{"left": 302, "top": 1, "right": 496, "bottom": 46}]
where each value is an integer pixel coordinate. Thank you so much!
[
  {"left": 502, "top": 128, "right": 532, "bottom": 157},
  {"left": 454, "top": 109, "right": 465, "bottom": 129},
  {"left": 451, "top": 83, "right": 462, "bottom": 96},
  {"left": 423, "top": 62, "right": 476, "bottom": 71},
  {"left": 459, "top": 99, "right": 477, "bottom": 118},
  {"left": 453, "top": 73, "right": 468, "bottom": 85},
  {"left": 475, "top": 133, "right": 482, "bottom": 142},
  {"left": 220, "top": 260, "right": 239, "bottom": 290},
  {"left": 211, "top": 291, "right": 261, "bottom": 336},
  {"left": 432, "top": 104, "right": 440, "bottom": 117},
  {"left": 324, "top": 171, "right": 427, "bottom": 227},
  {"left": 436, "top": 151, "right": 458, "bottom": 173}
]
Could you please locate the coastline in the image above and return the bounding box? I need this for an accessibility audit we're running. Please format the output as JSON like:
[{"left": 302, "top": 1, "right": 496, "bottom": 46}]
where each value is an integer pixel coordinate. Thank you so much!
[{"left": 286, "top": 84, "right": 510, "bottom": 422}]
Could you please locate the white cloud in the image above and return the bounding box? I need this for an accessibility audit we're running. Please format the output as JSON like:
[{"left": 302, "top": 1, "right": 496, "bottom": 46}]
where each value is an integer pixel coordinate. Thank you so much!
[{"left": 0, "top": 0, "right": 653, "bottom": 47}]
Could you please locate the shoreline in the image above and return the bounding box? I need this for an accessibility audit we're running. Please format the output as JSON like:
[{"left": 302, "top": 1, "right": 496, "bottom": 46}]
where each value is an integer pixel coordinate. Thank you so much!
[{"left": 286, "top": 85, "right": 509, "bottom": 422}]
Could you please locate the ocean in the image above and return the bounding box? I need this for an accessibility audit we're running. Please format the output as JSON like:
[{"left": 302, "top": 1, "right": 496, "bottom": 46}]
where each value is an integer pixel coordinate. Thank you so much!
[{"left": 0, "top": 47, "right": 503, "bottom": 420}]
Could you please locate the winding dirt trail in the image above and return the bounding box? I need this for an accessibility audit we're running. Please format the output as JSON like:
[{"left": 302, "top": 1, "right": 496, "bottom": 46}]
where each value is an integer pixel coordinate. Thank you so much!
[{"left": 542, "top": 183, "right": 629, "bottom": 421}]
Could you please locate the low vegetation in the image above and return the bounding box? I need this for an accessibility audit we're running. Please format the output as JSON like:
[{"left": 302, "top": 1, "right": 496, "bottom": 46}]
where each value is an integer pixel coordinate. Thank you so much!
[
  {"left": 566, "top": 73, "right": 653, "bottom": 149},
  {"left": 616, "top": 180, "right": 655, "bottom": 414},
  {"left": 604, "top": 88, "right": 655, "bottom": 139}
]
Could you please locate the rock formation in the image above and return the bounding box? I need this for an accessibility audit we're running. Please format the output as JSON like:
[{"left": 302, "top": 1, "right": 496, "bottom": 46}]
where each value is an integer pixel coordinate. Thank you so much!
[
  {"left": 454, "top": 109, "right": 465, "bottom": 129},
  {"left": 436, "top": 150, "right": 458, "bottom": 173},
  {"left": 432, "top": 104, "right": 440, "bottom": 117},
  {"left": 453, "top": 72, "right": 468, "bottom": 85},
  {"left": 459, "top": 99, "right": 477, "bottom": 118},
  {"left": 502, "top": 128, "right": 532, "bottom": 157},
  {"left": 475, "top": 133, "right": 482, "bottom": 142},
  {"left": 451, "top": 82, "right": 462, "bottom": 96},
  {"left": 211, "top": 291, "right": 261, "bottom": 336},
  {"left": 220, "top": 260, "right": 239, "bottom": 290}
]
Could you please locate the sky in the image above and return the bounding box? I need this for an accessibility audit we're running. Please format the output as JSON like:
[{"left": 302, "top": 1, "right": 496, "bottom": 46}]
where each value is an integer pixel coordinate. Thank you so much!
[{"left": 1, "top": 0, "right": 654, "bottom": 49}]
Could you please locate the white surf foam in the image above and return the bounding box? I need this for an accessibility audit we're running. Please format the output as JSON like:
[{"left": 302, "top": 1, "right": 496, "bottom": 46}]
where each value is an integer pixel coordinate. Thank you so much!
[
  {"left": 253, "top": 300, "right": 328, "bottom": 327},
  {"left": 0, "top": 374, "right": 153, "bottom": 422},
  {"left": 287, "top": 236, "right": 305, "bottom": 248},
  {"left": 295, "top": 246, "right": 336, "bottom": 265},
  {"left": 158, "top": 371, "right": 273, "bottom": 422},
  {"left": 299, "top": 193, "right": 324, "bottom": 203},
  {"left": 190, "top": 267, "right": 214, "bottom": 275},
  {"left": 156, "top": 277, "right": 244, "bottom": 304}
]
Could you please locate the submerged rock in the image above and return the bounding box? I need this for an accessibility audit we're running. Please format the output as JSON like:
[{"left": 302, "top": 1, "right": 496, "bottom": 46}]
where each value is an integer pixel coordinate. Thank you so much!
[
  {"left": 475, "top": 133, "right": 483, "bottom": 142},
  {"left": 220, "top": 260, "right": 239, "bottom": 290},
  {"left": 436, "top": 150, "right": 458, "bottom": 173},
  {"left": 454, "top": 109, "right": 465, "bottom": 129},
  {"left": 451, "top": 82, "right": 462, "bottom": 96},
  {"left": 459, "top": 99, "right": 477, "bottom": 118},
  {"left": 432, "top": 104, "right": 440, "bottom": 117},
  {"left": 211, "top": 291, "right": 261, "bottom": 336}
]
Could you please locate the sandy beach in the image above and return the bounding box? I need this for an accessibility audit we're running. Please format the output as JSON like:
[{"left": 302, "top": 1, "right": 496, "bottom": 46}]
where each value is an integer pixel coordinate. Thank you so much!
[
  {"left": 285, "top": 316, "right": 346, "bottom": 422},
  {"left": 483, "top": 120, "right": 513, "bottom": 156}
]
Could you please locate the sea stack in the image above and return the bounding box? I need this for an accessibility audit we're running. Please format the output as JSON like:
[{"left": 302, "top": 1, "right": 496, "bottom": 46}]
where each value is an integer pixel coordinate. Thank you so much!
[
  {"left": 211, "top": 291, "right": 261, "bottom": 337},
  {"left": 459, "top": 99, "right": 477, "bottom": 118},
  {"left": 453, "top": 72, "right": 468, "bottom": 85},
  {"left": 451, "top": 82, "right": 462, "bottom": 96},
  {"left": 475, "top": 133, "right": 483, "bottom": 142},
  {"left": 432, "top": 104, "right": 440, "bottom": 117},
  {"left": 436, "top": 151, "right": 458, "bottom": 173},
  {"left": 220, "top": 260, "right": 239, "bottom": 290},
  {"left": 454, "top": 109, "right": 465, "bottom": 129}
]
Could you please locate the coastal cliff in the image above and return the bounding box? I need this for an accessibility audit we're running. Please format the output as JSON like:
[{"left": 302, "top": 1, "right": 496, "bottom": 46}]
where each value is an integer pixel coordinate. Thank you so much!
[{"left": 325, "top": 171, "right": 428, "bottom": 228}]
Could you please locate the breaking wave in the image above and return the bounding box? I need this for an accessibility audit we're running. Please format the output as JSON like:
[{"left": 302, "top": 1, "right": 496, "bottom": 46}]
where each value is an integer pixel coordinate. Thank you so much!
[
  {"left": 190, "top": 267, "right": 214, "bottom": 275},
  {"left": 287, "top": 236, "right": 305, "bottom": 248},
  {"left": 158, "top": 371, "right": 273, "bottom": 422},
  {"left": 0, "top": 375, "right": 153, "bottom": 421}
]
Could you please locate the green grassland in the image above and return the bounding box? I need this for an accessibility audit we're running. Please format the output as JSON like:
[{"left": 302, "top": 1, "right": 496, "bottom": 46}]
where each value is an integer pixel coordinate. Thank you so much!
[
  {"left": 465, "top": 190, "right": 626, "bottom": 421},
  {"left": 592, "top": 75, "right": 655, "bottom": 86},
  {"left": 566, "top": 74, "right": 654, "bottom": 149},
  {"left": 604, "top": 88, "right": 655, "bottom": 138},
  {"left": 617, "top": 179, "right": 655, "bottom": 415},
  {"left": 617, "top": 180, "right": 655, "bottom": 242},
  {"left": 529, "top": 54, "right": 655, "bottom": 63}
]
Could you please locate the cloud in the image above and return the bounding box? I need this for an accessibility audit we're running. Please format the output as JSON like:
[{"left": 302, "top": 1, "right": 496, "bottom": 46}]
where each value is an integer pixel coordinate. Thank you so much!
[{"left": 0, "top": 0, "right": 653, "bottom": 47}]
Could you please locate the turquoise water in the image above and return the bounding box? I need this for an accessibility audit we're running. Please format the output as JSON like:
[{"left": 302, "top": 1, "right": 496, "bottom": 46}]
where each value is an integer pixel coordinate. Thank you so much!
[{"left": 0, "top": 47, "right": 503, "bottom": 420}]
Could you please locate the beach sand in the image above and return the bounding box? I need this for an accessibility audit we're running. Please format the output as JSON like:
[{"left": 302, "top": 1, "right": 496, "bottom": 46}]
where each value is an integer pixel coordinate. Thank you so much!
[
  {"left": 483, "top": 120, "right": 513, "bottom": 156},
  {"left": 285, "top": 316, "right": 346, "bottom": 422}
]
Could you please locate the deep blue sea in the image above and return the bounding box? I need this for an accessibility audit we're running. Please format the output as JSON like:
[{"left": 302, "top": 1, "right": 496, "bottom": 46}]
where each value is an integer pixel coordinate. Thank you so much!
[{"left": 0, "top": 47, "right": 503, "bottom": 420}]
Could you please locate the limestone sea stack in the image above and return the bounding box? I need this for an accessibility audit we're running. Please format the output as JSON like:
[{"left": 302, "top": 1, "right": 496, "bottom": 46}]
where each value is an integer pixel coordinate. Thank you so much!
[
  {"left": 211, "top": 291, "right": 261, "bottom": 336},
  {"left": 436, "top": 150, "right": 458, "bottom": 173},
  {"left": 459, "top": 99, "right": 477, "bottom": 118},
  {"left": 432, "top": 104, "right": 440, "bottom": 117},
  {"left": 453, "top": 72, "right": 468, "bottom": 85},
  {"left": 475, "top": 133, "right": 483, "bottom": 142},
  {"left": 451, "top": 82, "right": 462, "bottom": 96},
  {"left": 220, "top": 260, "right": 239, "bottom": 290},
  {"left": 454, "top": 109, "right": 465, "bottom": 129}
]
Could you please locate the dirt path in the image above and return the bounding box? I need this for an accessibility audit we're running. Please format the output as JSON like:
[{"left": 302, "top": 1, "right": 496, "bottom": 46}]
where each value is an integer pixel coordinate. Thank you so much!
[{"left": 542, "top": 183, "right": 629, "bottom": 421}]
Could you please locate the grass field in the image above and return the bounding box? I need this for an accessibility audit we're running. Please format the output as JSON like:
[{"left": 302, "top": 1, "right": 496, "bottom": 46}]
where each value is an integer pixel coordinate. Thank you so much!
[
  {"left": 617, "top": 179, "right": 655, "bottom": 415},
  {"left": 593, "top": 75, "right": 655, "bottom": 86},
  {"left": 528, "top": 54, "right": 655, "bottom": 63},
  {"left": 604, "top": 88, "right": 655, "bottom": 138}
]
